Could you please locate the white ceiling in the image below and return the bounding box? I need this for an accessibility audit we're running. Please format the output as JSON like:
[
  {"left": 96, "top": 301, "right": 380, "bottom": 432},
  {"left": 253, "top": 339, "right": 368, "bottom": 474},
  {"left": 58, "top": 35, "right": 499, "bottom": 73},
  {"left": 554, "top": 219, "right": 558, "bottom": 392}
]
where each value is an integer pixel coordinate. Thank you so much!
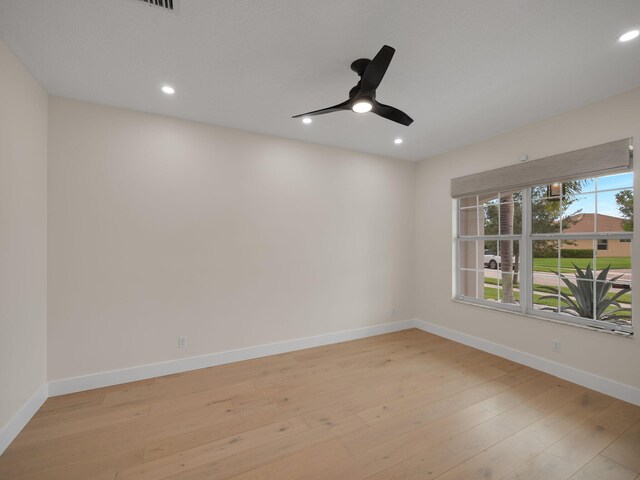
[{"left": 1, "top": 0, "right": 639, "bottom": 161}]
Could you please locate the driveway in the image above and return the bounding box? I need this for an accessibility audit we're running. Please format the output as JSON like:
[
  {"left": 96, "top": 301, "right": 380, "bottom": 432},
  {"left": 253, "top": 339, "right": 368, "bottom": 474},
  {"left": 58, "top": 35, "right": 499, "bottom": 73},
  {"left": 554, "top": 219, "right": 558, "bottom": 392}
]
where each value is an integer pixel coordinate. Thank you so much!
[{"left": 483, "top": 268, "right": 632, "bottom": 289}]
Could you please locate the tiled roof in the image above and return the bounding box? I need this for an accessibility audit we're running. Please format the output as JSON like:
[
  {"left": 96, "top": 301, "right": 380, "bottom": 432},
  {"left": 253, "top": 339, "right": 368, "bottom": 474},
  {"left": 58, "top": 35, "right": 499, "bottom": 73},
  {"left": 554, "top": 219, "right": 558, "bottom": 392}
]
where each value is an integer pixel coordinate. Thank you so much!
[{"left": 565, "top": 213, "right": 624, "bottom": 233}]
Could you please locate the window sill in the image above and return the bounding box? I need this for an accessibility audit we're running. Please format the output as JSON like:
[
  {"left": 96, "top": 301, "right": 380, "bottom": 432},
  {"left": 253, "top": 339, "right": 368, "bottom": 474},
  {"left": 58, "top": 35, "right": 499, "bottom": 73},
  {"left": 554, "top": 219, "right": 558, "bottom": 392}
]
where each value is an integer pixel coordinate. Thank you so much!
[{"left": 451, "top": 297, "right": 633, "bottom": 337}]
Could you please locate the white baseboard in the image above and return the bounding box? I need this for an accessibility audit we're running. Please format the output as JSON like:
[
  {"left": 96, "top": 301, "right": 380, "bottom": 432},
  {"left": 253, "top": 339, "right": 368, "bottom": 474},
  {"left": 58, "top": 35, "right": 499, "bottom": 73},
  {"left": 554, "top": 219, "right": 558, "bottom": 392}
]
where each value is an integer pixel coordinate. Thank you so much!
[
  {"left": 48, "top": 318, "right": 640, "bottom": 404},
  {"left": 49, "top": 319, "right": 415, "bottom": 397},
  {"left": 413, "top": 319, "right": 640, "bottom": 406},
  {"left": 0, "top": 383, "right": 48, "bottom": 455},
  {"left": 4, "top": 318, "right": 638, "bottom": 457}
]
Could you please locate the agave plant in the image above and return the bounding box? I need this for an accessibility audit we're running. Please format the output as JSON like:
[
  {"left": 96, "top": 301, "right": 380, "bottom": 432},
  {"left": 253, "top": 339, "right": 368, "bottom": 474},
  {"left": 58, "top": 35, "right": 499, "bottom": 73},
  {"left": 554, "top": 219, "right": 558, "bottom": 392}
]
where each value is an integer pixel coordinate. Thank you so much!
[{"left": 538, "top": 263, "right": 631, "bottom": 323}]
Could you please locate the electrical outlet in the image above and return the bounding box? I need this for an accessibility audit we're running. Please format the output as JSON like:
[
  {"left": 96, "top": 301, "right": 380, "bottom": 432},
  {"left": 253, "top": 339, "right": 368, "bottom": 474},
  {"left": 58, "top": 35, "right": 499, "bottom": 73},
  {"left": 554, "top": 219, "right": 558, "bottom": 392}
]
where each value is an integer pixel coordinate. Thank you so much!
[
  {"left": 552, "top": 339, "right": 561, "bottom": 353},
  {"left": 178, "top": 336, "right": 187, "bottom": 349}
]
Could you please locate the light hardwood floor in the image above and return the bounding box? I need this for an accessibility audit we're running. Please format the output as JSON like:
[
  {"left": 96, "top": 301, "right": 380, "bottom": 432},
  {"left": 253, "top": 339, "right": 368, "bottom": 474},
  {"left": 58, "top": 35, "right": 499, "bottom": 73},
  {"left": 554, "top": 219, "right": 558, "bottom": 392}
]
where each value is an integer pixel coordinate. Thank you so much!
[{"left": 1, "top": 329, "right": 639, "bottom": 480}]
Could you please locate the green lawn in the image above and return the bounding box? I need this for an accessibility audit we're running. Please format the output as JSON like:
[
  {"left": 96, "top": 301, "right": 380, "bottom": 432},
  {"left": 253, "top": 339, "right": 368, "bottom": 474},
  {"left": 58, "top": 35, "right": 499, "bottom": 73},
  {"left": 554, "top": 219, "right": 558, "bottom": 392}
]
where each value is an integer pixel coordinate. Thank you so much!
[
  {"left": 483, "top": 286, "right": 631, "bottom": 318},
  {"left": 483, "top": 276, "right": 631, "bottom": 304},
  {"left": 482, "top": 286, "right": 557, "bottom": 308},
  {"left": 533, "top": 257, "right": 631, "bottom": 273}
]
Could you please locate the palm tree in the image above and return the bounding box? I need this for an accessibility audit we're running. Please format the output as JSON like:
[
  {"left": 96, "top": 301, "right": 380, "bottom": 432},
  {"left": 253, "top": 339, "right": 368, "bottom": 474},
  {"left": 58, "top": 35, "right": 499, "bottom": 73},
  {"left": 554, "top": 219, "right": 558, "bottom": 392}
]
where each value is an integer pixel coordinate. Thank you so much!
[{"left": 499, "top": 194, "right": 515, "bottom": 303}]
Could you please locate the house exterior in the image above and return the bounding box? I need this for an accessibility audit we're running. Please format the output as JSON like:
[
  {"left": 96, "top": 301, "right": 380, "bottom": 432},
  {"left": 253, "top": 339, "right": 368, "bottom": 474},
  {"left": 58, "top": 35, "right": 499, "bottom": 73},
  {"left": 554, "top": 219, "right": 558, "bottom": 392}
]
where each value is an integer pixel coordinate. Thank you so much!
[{"left": 564, "top": 213, "right": 631, "bottom": 257}]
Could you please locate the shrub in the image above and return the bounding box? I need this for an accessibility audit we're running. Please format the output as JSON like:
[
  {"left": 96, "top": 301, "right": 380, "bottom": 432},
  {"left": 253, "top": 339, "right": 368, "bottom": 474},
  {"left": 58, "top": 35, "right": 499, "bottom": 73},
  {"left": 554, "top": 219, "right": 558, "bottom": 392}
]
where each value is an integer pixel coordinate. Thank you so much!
[
  {"left": 534, "top": 249, "right": 593, "bottom": 258},
  {"left": 561, "top": 249, "right": 593, "bottom": 258},
  {"left": 537, "top": 263, "right": 631, "bottom": 323}
]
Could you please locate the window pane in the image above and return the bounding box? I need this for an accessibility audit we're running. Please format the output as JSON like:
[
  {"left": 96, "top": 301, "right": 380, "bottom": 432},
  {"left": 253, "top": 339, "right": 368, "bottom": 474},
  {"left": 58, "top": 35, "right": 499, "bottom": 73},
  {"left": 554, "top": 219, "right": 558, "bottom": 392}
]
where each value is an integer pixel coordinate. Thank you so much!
[
  {"left": 594, "top": 239, "right": 632, "bottom": 327},
  {"left": 597, "top": 189, "right": 633, "bottom": 233},
  {"left": 595, "top": 242, "right": 631, "bottom": 287},
  {"left": 459, "top": 269, "right": 477, "bottom": 298},
  {"left": 497, "top": 240, "right": 519, "bottom": 273},
  {"left": 595, "top": 279, "right": 631, "bottom": 327},
  {"left": 560, "top": 238, "right": 594, "bottom": 274},
  {"left": 497, "top": 198, "right": 522, "bottom": 235},
  {"left": 483, "top": 240, "right": 498, "bottom": 256},
  {"left": 562, "top": 194, "right": 595, "bottom": 234},
  {"left": 483, "top": 259, "right": 500, "bottom": 302},
  {"left": 485, "top": 240, "right": 520, "bottom": 306},
  {"left": 558, "top": 275, "right": 596, "bottom": 320},
  {"left": 578, "top": 177, "right": 596, "bottom": 194},
  {"left": 460, "top": 195, "right": 478, "bottom": 208},
  {"left": 511, "top": 201, "right": 522, "bottom": 235},
  {"left": 532, "top": 239, "right": 559, "bottom": 274},
  {"left": 531, "top": 185, "right": 548, "bottom": 200},
  {"left": 563, "top": 238, "right": 595, "bottom": 267},
  {"left": 459, "top": 240, "right": 479, "bottom": 270},
  {"left": 596, "top": 248, "right": 632, "bottom": 325},
  {"left": 497, "top": 273, "right": 518, "bottom": 305},
  {"left": 598, "top": 172, "right": 633, "bottom": 192},
  {"left": 459, "top": 207, "right": 478, "bottom": 236},
  {"left": 482, "top": 201, "right": 499, "bottom": 235},
  {"left": 479, "top": 192, "right": 498, "bottom": 205},
  {"left": 555, "top": 241, "right": 595, "bottom": 321},
  {"left": 532, "top": 197, "right": 560, "bottom": 234},
  {"left": 532, "top": 240, "right": 560, "bottom": 313},
  {"left": 477, "top": 269, "right": 486, "bottom": 300}
]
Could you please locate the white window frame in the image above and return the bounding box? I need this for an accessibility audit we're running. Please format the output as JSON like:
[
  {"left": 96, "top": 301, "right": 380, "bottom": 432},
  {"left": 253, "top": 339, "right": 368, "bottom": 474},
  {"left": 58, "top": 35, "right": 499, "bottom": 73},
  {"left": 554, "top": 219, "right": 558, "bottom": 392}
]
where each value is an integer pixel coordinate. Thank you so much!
[{"left": 455, "top": 177, "right": 633, "bottom": 335}]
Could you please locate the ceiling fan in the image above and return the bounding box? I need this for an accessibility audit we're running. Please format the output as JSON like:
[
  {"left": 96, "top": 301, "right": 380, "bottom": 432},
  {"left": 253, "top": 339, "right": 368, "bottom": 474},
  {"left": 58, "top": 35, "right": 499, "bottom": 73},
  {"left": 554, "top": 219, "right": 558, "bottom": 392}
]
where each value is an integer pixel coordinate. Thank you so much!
[{"left": 292, "top": 45, "right": 413, "bottom": 126}]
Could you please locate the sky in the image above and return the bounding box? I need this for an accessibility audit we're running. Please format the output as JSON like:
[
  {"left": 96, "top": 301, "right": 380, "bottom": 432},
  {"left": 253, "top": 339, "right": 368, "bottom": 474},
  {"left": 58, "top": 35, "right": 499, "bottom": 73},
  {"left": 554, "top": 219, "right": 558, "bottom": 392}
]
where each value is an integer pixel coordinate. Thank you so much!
[{"left": 566, "top": 171, "right": 633, "bottom": 218}]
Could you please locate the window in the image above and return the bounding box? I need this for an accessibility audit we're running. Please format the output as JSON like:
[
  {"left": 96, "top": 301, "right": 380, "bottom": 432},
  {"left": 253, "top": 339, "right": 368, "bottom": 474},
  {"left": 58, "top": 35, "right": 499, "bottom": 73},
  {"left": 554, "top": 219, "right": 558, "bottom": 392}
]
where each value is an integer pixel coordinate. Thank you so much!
[
  {"left": 454, "top": 139, "right": 633, "bottom": 335},
  {"left": 457, "top": 191, "right": 522, "bottom": 308}
]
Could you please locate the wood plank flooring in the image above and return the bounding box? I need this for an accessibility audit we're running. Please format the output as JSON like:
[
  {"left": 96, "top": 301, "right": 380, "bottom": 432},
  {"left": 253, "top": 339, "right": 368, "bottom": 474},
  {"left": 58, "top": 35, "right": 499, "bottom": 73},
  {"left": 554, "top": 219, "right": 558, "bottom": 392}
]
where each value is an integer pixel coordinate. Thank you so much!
[{"left": 1, "top": 329, "right": 639, "bottom": 480}]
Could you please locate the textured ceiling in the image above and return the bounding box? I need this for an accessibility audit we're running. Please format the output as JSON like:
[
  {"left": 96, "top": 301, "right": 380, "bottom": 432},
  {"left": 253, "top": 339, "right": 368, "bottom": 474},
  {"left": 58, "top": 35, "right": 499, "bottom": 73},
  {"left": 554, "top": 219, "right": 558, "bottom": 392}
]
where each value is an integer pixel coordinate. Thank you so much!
[{"left": 1, "top": 0, "right": 639, "bottom": 161}]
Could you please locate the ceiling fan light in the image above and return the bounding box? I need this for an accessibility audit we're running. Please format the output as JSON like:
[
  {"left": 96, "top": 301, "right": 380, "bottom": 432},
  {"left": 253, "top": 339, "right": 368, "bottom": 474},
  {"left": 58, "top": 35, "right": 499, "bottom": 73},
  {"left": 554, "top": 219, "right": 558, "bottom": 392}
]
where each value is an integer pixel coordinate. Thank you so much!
[
  {"left": 619, "top": 30, "right": 639, "bottom": 42},
  {"left": 352, "top": 100, "right": 373, "bottom": 113}
]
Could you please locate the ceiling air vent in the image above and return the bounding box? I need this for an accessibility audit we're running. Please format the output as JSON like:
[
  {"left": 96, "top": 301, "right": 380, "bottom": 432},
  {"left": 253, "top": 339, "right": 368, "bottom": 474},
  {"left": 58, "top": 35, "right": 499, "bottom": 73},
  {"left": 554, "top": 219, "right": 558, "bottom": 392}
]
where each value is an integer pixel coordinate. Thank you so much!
[{"left": 138, "top": 0, "right": 175, "bottom": 11}]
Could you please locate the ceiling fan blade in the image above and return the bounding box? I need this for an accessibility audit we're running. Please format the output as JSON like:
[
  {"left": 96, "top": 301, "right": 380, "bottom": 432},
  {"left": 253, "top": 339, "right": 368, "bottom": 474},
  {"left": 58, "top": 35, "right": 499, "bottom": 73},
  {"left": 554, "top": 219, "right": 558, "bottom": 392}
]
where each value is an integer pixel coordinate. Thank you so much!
[
  {"left": 360, "top": 45, "right": 395, "bottom": 95},
  {"left": 372, "top": 101, "right": 413, "bottom": 126},
  {"left": 292, "top": 100, "right": 351, "bottom": 118}
]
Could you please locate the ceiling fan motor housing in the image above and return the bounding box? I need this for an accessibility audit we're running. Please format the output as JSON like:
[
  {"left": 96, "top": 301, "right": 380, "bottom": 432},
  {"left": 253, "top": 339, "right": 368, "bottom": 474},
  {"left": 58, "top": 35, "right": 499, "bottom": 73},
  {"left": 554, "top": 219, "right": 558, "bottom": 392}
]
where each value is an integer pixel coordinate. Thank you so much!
[
  {"left": 292, "top": 45, "right": 413, "bottom": 126},
  {"left": 350, "top": 58, "right": 371, "bottom": 76}
]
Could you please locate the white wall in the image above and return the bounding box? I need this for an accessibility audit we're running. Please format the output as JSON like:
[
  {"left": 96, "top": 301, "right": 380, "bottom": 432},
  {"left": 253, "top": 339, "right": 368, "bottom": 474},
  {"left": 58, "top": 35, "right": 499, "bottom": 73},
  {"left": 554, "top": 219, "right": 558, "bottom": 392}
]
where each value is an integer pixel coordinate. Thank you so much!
[
  {"left": 416, "top": 87, "right": 640, "bottom": 391},
  {"left": 46, "top": 89, "right": 640, "bottom": 392},
  {"left": 0, "top": 39, "right": 48, "bottom": 430},
  {"left": 47, "top": 97, "right": 416, "bottom": 381}
]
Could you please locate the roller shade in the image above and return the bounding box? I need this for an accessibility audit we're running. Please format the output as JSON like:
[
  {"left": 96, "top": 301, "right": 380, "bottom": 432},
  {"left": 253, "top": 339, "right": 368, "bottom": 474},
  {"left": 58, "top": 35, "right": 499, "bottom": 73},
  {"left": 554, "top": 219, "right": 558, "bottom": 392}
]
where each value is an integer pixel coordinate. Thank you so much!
[{"left": 450, "top": 138, "right": 633, "bottom": 198}]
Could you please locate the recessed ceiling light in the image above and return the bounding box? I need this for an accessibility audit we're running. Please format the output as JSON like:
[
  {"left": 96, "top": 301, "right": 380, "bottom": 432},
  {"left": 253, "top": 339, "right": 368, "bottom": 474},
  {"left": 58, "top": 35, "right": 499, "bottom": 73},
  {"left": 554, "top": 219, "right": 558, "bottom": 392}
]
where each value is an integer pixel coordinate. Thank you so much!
[
  {"left": 302, "top": 117, "right": 312, "bottom": 124},
  {"left": 161, "top": 85, "right": 175, "bottom": 95},
  {"left": 394, "top": 138, "right": 403, "bottom": 144},
  {"left": 352, "top": 100, "right": 373, "bottom": 114},
  {"left": 619, "top": 30, "right": 639, "bottom": 42}
]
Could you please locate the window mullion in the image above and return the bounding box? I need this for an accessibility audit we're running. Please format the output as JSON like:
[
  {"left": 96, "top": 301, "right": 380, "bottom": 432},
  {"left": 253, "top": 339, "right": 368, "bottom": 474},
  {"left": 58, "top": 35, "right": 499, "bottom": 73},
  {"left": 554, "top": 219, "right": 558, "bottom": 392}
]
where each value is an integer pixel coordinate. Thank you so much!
[
  {"left": 530, "top": 232, "right": 633, "bottom": 240},
  {"left": 593, "top": 239, "right": 597, "bottom": 322},
  {"left": 455, "top": 199, "right": 461, "bottom": 299},
  {"left": 559, "top": 189, "right": 563, "bottom": 235},
  {"left": 458, "top": 235, "right": 522, "bottom": 241},
  {"left": 595, "top": 176, "right": 599, "bottom": 232},
  {"left": 522, "top": 188, "right": 532, "bottom": 314}
]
